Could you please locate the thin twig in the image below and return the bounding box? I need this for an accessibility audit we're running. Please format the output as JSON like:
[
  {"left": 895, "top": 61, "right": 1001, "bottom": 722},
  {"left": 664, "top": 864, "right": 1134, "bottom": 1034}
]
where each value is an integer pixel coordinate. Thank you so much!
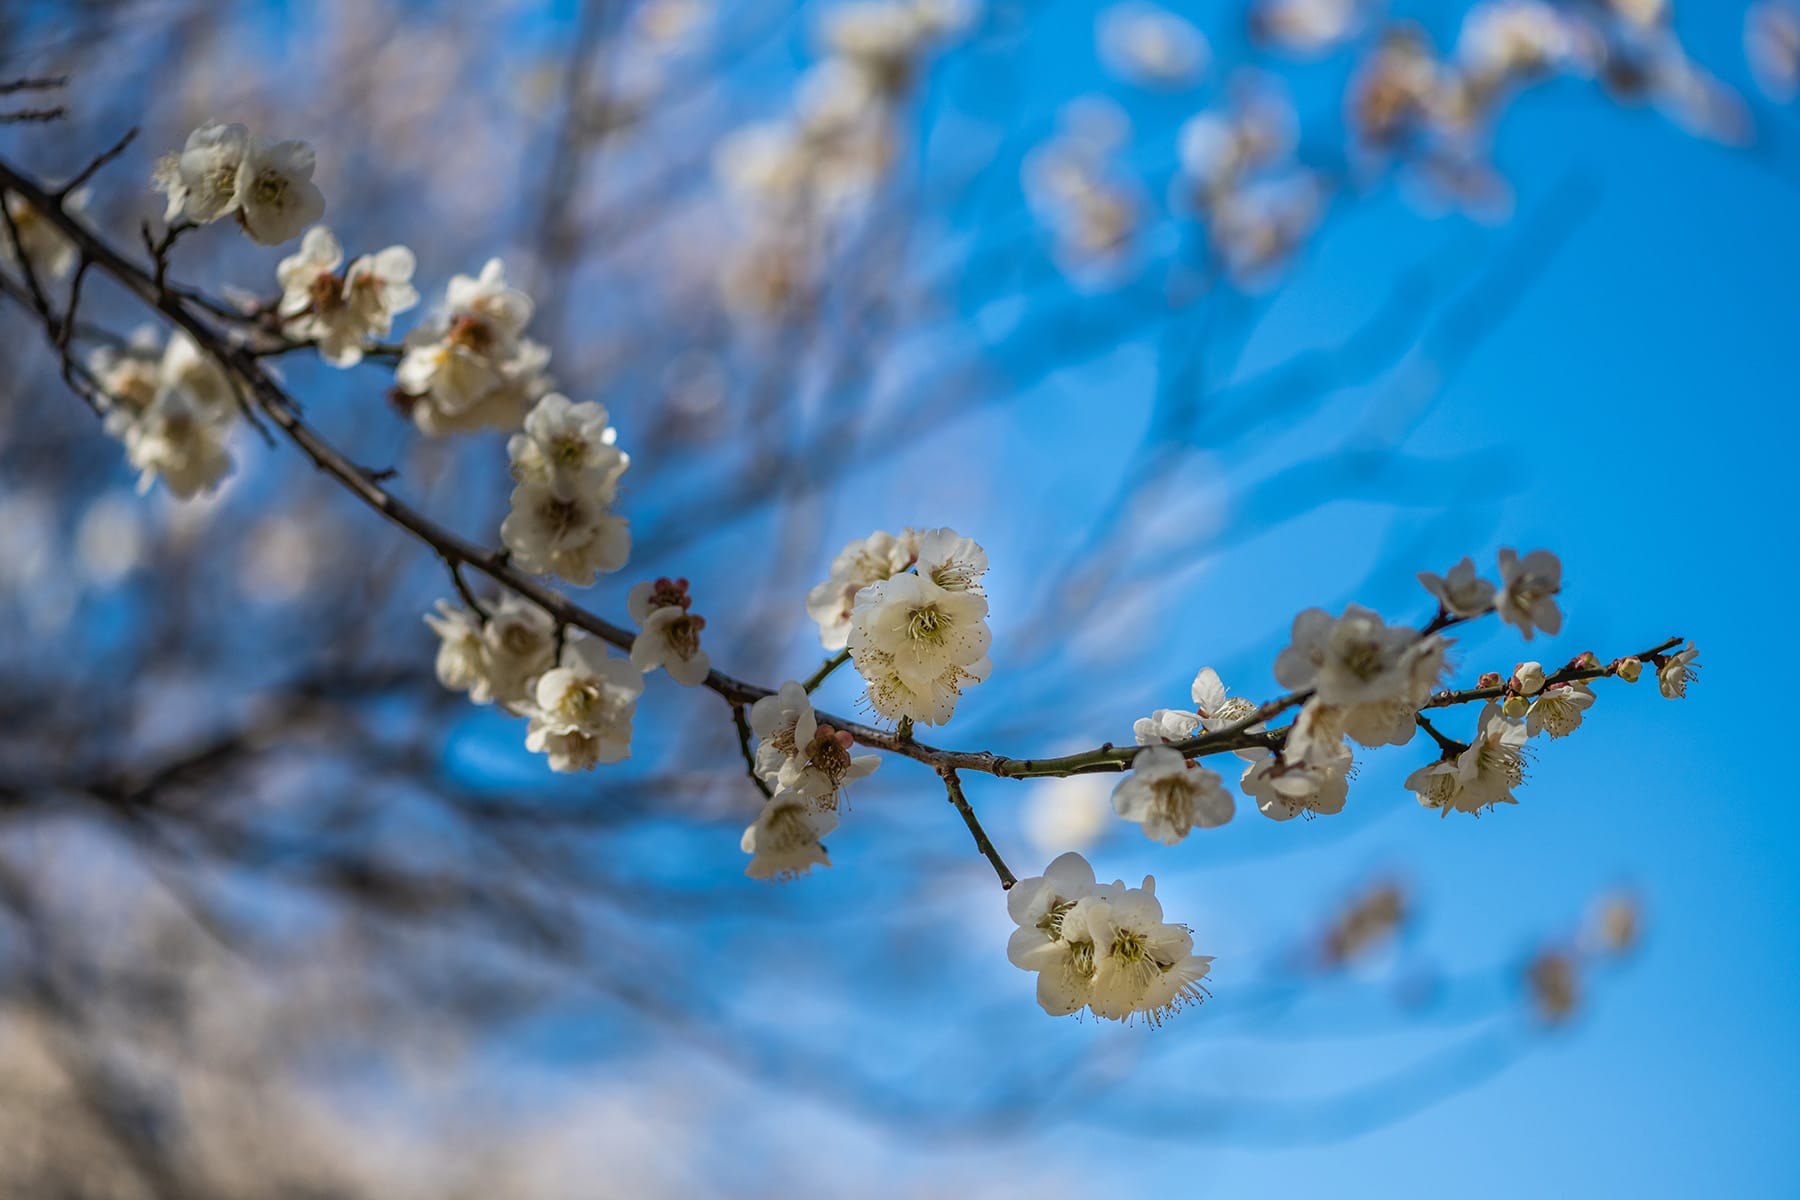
[
  {"left": 731, "top": 703, "right": 774, "bottom": 800},
  {"left": 802, "top": 648, "right": 850, "bottom": 693},
  {"left": 937, "top": 768, "right": 1014, "bottom": 888}
]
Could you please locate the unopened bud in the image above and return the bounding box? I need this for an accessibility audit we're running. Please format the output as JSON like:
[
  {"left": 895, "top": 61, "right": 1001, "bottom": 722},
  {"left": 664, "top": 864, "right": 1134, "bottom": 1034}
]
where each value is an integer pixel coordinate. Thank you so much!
[
  {"left": 1503, "top": 694, "right": 1530, "bottom": 718},
  {"left": 1514, "top": 662, "right": 1546, "bottom": 696},
  {"left": 1573, "top": 651, "right": 1601, "bottom": 672},
  {"left": 1616, "top": 656, "right": 1642, "bottom": 683},
  {"left": 1477, "top": 671, "right": 1504, "bottom": 690}
]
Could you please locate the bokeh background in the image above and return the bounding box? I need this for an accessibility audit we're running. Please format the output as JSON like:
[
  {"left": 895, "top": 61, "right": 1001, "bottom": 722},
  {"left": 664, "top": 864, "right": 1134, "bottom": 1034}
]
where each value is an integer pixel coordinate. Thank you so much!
[{"left": 1, "top": 0, "right": 1796, "bottom": 1195}]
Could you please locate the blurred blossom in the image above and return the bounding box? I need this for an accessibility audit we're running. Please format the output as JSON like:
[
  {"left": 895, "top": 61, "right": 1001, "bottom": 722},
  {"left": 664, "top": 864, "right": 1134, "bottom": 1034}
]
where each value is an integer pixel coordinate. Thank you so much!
[
  {"left": 1174, "top": 72, "right": 1298, "bottom": 207},
  {"left": 1024, "top": 100, "right": 1145, "bottom": 283},
  {"left": 1456, "top": 1, "right": 1595, "bottom": 92},
  {"left": 0, "top": 190, "right": 87, "bottom": 282},
  {"left": 1320, "top": 880, "right": 1410, "bottom": 967},
  {"left": 1209, "top": 172, "right": 1323, "bottom": 289},
  {"left": 1348, "top": 26, "right": 1453, "bottom": 152},
  {"left": 1097, "top": 3, "right": 1211, "bottom": 90},
  {"left": 0, "top": 490, "right": 59, "bottom": 593},
  {"left": 1250, "top": 0, "right": 1370, "bottom": 58},
  {"left": 1021, "top": 775, "right": 1115, "bottom": 856},
  {"left": 239, "top": 513, "right": 325, "bottom": 603},
  {"left": 1589, "top": 891, "right": 1643, "bottom": 956},
  {"left": 1526, "top": 947, "right": 1581, "bottom": 1025},
  {"left": 1747, "top": 2, "right": 1800, "bottom": 101},
  {"left": 74, "top": 493, "right": 147, "bottom": 587}
]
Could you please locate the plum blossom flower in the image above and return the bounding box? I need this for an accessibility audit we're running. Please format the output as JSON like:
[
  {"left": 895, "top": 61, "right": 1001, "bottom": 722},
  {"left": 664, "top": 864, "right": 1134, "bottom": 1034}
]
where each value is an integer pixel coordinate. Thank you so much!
[
  {"left": 1527, "top": 681, "right": 1595, "bottom": 738},
  {"left": 1657, "top": 643, "right": 1700, "bottom": 699},
  {"left": 914, "top": 527, "right": 987, "bottom": 592},
  {"left": 1134, "top": 708, "right": 1201, "bottom": 745},
  {"left": 509, "top": 394, "right": 630, "bottom": 501},
  {"left": 523, "top": 634, "right": 643, "bottom": 770},
  {"left": 805, "top": 529, "right": 919, "bottom": 650},
  {"left": 1514, "top": 661, "right": 1546, "bottom": 696},
  {"left": 1006, "top": 852, "right": 1212, "bottom": 1023},
  {"left": 276, "top": 227, "right": 418, "bottom": 366},
  {"left": 234, "top": 136, "right": 326, "bottom": 245},
  {"left": 424, "top": 594, "right": 557, "bottom": 713},
  {"left": 398, "top": 258, "right": 551, "bottom": 435},
  {"left": 847, "top": 569, "right": 992, "bottom": 725},
  {"left": 741, "top": 789, "right": 837, "bottom": 880},
  {"left": 104, "top": 332, "right": 236, "bottom": 499},
  {"left": 1418, "top": 556, "right": 1497, "bottom": 618},
  {"left": 1496, "top": 548, "right": 1563, "bottom": 640},
  {"left": 1208, "top": 172, "right": 1323, "bottom": 287},
  {"left": 627, "top": 577, "right": 710, "bottom": 686},
  {"left": 1240, "top": 748, "right": 1352, "bottom": 821},
  {"left": 748, "top": 681, "right": 881, "bottom": 809},
  {"left": 500, "top": 479, "right": 631, "bottom": 586},
  {"left": 155, "top": 121, "right": 249, "bottom": 225},
  {"left": 1112, "top": 745, "right": 1233, "bottom": 843},
  {"left": 125, "top": 387, "right": 234, "bottom": 499},
  {"left": 1275, "top": 606, "right": 1444, "bottom": 748},
  {"left": 1175, "top": 75, "right": 1297, "bottom": 203},
  {"left": 1405, "top": 702, "right": 1529, "bottom": 816}
]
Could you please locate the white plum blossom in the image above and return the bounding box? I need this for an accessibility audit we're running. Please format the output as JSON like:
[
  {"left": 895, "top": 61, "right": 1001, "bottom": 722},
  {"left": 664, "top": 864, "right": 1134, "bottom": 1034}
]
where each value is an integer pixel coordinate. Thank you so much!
[
  {"left": 276, "top": 227, "right": 418, "bottom": 366},
  {"left": 507, "top": 394, "right": 630, "bottom": 497},
  {"left": 1208, "top": 172, "right": 1322, "bottom": 286},
  {"left": 1098, "top": 3, "right": 1210, "bottom": 90},
  {"left": 1527, "top": 681, "right": 1595, "bottom": 738},
  {"left": 749, "top": 682, "right": 881, "bottom": 809},
  {"left": 1175, "top": 76, "right": 1297, "bottom": 202},
  {"left": 1457, "top": 1, "right": 1591, "bottom": 84},
  {"left": 1112, "top": 746, "right": 1234, "bottom": 843},
  {"left": 914, "top": 527, "right": 987, "bottom": 592},
  {"left": 125, "top": 386, "right": 234, "bottom": 499},
  {"left": 805, "top": 528, "right": 919, "bottom": 650},
  {"left": 98, "top": 331, "right": 237, "bottom": 499},
  {"left": 1, "top": 190, "right": 87, "bottom": 281},
  {"left": 1405, "top": 702, "right": 1529, "bottom": 817},
  {"left": 424, "top": 593, "right": 557, "bottom": 712},
  {"left": 1006, "top": 852, "right": 1212, "bottom": 1024},
  {"left": 398, "top": 258, "right": 551, "bottom": 435},
  {"left": 1515, "top": 661, "right": 1547, "bottom": 696},
  {"left": 154, "top": 122, "right": 249, "bottom": 224},
  {"left": 234, "top": 136, "right": 327, "bottom": 245},
  {"left": 1134, "top": 708, "right": 1201, "bottom": 745},
  {"left": 847, "top": 569, "right": 992, "bottom": 725},
  {"left": 627, "top": 577, "right": 710, "bottom": 686},
  {"left": 1496, "top": 548, "right": 1564, "bottom": 640},
  {"left": 1275, "top": 605, "right": 1445, "bottom": 748},
  {"left": 523, "top": 634, "right": 644, "bottom": 771},
  {"left": 1657, "top": 643, "right": 1700, "bottom": 699},
  {"left": 1240, "top": 746, "right": 1352, "bottom": 821},
  {"left": 741, "top": 789, "right": 838, "bottom": 880},
  {"left": 1418, "top": 556, "right": 1497, "bottom": 617},
  {"left": 500, "top": 479, "right": 631, "bottom": 586}
]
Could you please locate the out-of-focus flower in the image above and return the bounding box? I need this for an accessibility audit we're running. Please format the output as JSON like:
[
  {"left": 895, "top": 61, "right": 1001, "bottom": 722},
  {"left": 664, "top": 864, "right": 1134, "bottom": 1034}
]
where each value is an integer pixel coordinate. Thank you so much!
[
  {"left": 1495, "top": 547, "right": 1563, "bottom": 641},
  {"left": 1208, "top": 172, "right": 1323, "bottom": 287},
  {"left": 741, "top": 789, "right": 837, "bottom": 880},
  {"left": 1, "top": 189, "right": 86, "bottom": 281},
  {"left": 1526, "top": 947, "right": 1580, "bottom": 1025},
  {"left": 1098, "top": 3, "right": 1210, "bottom": 90},
  {"left": 1024, "top": 100, "right": 1145, "bottom": 282},
  {"left": 1321, "top": 881, "right": 1409, "bottom": 966},
  {"left": 1589, "top": 891, "right": 1642, "bottom": 955},
  {"left": 1250, "top": 0, "right": 1368, "bottom": 58},
  {"left": 398, "top": 258, "right": 551, "bottom": 435},
  {"left": 1748, "top": 2, "right": 1800, "bottom": 101},
  {"left": 1175, "top": 73, "right": 1298, "bottom": 204},
  {"left": 1418, "top": 556, "right": 1497, "bottom": 618}
]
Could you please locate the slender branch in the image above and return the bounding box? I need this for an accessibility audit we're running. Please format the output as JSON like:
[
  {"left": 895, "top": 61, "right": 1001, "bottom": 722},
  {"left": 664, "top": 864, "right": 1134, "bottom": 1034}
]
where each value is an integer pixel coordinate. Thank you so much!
[
  {"left": 802, "top": 648, "right": 850, "bottom": 693},
  {"left": 57, "top": 127, "right": 137, "bottom": 198},
  {"left": 937, "top": 769, "right": 1014, "bottom": 888},
  {"left": 731, "top": 703, "right": 774, "bottom": 800},
  {"left": 1414, "top": 714, "right": 1465, "bottom": 756},
  {"left": 0, "top": 77, "right": 68, "bottom": 95},
  {"left": 0, "top": 153, "right": 1688, "bottom": 801}
]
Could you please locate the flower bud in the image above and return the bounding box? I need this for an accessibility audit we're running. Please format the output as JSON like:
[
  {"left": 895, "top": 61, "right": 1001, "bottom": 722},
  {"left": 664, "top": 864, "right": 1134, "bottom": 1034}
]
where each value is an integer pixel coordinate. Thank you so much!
[
  {"left": 1514, "top": 661, "right": 1546, "bottom": 696},
  {"left": 1616, "top": 656, "right": 1642, "bottom": 683},
  {"left": 1477, "top": 671, "right": 1504, "bottom": 690},
  {"left": 1503, "top": 694, "right": 1529, "bottom": 718},
  {"left": 1573, "top": 651, "right": 1601, "bottom": 672}
]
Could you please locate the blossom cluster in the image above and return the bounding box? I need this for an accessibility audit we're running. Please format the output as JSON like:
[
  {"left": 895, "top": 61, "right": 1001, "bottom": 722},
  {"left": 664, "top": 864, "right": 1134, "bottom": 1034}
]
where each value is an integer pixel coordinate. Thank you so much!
[
  {"left": 838, "top": 528, "right": 992, "bottom": 726},
  {"left": 713, "top": 0, "right": 973, "bottom": 319},
  {"left": 397, "top": 257, "right": 554, "bottom": 435},
  {"left": 1117, "top": 549, "right": 1700, "bottom": 838},
  {"left": 743, "top": 682, "right": 880, "bottom": 879},
  {"left": 1006, "top": 852, "right": 1213, "bottom": 1023},
  {"left": 153, "top": 121, "right": 326, "bottom": 245},
  {"left": 1028, "top": 0, "right": 1757, "bottom": 286},
  {"left": 500, "top": 393, "right": 632, "bottom": 586},
  {"left": 89, "top": 329, "right": 237, "bottom": 498},
  {"left": 276, "top": 227, "right": 418, "bottom": 367}
]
